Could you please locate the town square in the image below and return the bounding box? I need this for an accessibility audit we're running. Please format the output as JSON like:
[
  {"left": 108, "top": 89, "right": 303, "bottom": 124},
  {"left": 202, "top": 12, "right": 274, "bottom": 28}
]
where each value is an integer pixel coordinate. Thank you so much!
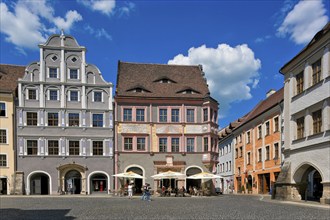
[{"left": 0, "top": 1, "right": 330, "bottom": 219}]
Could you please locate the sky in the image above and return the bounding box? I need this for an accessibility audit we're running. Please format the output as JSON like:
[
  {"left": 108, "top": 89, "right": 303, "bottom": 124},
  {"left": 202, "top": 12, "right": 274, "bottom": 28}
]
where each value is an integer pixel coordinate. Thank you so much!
[{"left": 1, "top": 0, "right": 329, "bottom": 128}]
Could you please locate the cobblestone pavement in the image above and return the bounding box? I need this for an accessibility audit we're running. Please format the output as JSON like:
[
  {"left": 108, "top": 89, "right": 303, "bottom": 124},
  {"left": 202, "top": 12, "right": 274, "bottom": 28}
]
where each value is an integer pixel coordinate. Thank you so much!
[{"left": 1, "top": 194, "right": 329, "bottom": 220}]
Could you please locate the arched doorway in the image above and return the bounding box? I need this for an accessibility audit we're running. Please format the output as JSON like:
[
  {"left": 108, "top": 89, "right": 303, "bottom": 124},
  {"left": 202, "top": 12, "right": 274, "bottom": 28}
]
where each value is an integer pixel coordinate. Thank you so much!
[
  {"left": 186, "top": 167, "right": 202, "bottom": 193},
  {"left": 293, "top": 164, "right": 323, "bottom": 202},
  {"left": 90, "top": 174, "right": 107, "bottom": 194},
  {"left": 126, "top": 167, "right": 143, "bottom": 194},
  {"left": 65, "top": 170, "right": 82, "bottom": 194},
  {"left": 30, "top": 173, "right": 49, "bottom": 195},
  {"left": 247, "top": 175, "right": 253, "bottom": 193}
]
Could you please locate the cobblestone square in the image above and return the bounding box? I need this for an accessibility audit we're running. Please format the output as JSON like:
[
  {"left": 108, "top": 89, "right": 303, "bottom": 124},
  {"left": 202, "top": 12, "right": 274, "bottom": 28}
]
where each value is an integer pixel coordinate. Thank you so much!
[{"left": 1, "top": 195, "right": 329, "bottom": 219}]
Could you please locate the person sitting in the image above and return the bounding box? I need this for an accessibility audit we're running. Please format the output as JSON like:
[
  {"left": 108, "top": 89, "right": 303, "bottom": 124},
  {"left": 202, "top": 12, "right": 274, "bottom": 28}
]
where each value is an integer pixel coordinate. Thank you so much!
[
  {"left": 174, "top": 187, "right": 179, "bottom": 197},
  {"left": 161, "top": 186, "right": 166, "bottom": 197},
  {"left": 181, "top": 186, "right": 186, "bottom": 197}
]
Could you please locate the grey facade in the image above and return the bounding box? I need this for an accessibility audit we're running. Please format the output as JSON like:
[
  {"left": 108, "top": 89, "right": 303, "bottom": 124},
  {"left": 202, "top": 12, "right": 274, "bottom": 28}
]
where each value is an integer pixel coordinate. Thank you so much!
[{"left": 16, "top": 33, "right": 114, "bottom": 195}]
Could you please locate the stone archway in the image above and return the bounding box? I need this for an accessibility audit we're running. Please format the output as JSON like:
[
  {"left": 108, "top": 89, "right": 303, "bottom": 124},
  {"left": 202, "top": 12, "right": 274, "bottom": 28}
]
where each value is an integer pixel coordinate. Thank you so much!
[
  {"left": 185, "top": 166, "right": 203, "bottom": 193},
  {"left": 27, "top": 171, "right": 51, "bottom": 195},
  {"left": 293, "top": 164, "right": 323, "bottom": 202},
  {"left": 126, "top": 166, "right": 144, "bottom": 194},
  {"left": 57, "top": 163, "right": 87, "bottom": 194}
]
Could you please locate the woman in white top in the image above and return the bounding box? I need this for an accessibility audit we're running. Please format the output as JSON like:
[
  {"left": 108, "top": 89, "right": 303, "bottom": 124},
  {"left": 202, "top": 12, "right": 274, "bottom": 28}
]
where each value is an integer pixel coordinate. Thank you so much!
[{"left": 128, "top": 183, "right": 133, "bottom": 199}]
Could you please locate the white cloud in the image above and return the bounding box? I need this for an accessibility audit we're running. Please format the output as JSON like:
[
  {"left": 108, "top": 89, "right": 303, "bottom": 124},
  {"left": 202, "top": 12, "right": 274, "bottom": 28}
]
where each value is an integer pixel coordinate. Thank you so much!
[
  {"left": 277, "top": 0, "right": 328, "bottom": 44},
  {"left": 0, "top": 0, "right": 82, "bottom": 51},
  {"left": 84, "top": 25, "right": 112, "bottom": 40},
  {"left": 168, "top": 44, "right": 261, "bottom": 117},
  {"left": 118, "top": 2, "right": 135, "bottom": 17},
  {"left": 78, "top": 0, "right": 116, "bottom": 16}
]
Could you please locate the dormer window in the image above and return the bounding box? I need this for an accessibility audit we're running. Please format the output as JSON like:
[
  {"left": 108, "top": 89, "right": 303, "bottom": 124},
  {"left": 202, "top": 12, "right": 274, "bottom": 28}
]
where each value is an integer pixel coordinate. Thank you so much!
[
  {"left": 177, "top": 88, "right": 200, "bottom": 94},
  {"left": 126, "top": 86, "right": 150, "bottom": 93},
  {"left": 154, "top": 77, "right": 176, "bottom": 84}
]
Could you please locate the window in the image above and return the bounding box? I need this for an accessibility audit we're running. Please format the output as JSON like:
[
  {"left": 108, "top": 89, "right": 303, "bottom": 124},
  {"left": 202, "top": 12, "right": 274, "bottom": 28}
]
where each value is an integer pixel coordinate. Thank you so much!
[
  {"left": 27, "top": 140, "right": 38, "bottom": 155},
  {"left": 70, "top": 91, "right": 78, "bottom": 101},
  {"left": 94, "top": 91, "right": 102, "bottom": 102},
  {"left": 123, "top": 108, "right": 132, "bottom": 122},
  {"left": 48, "top": 113, "right": 58, "bottom": 126},
  {"left": 258, "top": 125, "right": 262, "bottom": 139},
  {"left": 226, "top": 162, "right": 228, "bottom": 172},
  {"left": 159, "top": 109, "right": 167, "bottom": 122},
  {"left": 265, "top": 121, "right": 270, "bottom": 136},
  {"left": 69, "top": 141, "right": 80, "bottom": 155},
  {"left": 49, "top": 90, "right": 58, "bottom": 100},
  {"left": 69, "top": 69, "right": 78, "bottom": 79},
  {"left": 229, "top": 161, "right": 231, "bottom": 171},
  {"left": 296, "top": 117, "right": 304, "bottom": 139},
  {"left": 27, "top": 112, "right": 38, "bottom": 126},
  {"left": 274, "top": 117, "right": 279, "bottom": 132},
  {"left": 48, "top": 140, "right": 59, "bottom": 155},
  {"left": 159, "top": 138, "right": 167, "bottom": 152},
  {"left": 186, "top": 138, "right": 194, "bottom": 152},
  {"left": 92, "top": 114, "right": 103, "bottom": 127},
  {"left": 313, "top": 110, "right": 322, "bottom": 134},
  {"left": 171, "top": 109, "right": 179, "bottom": 122},
  {"left": 0, "top": 103, "right": 6, "bottom": 116},
  {"left": 265, "top": 146, "right": 270, "bottom": 160},
  {"left": 69, "top": 113, "right": 79, "bottom": 126},
  {"left": 239, "top": 146, "right": 243, "bottom": 157},
  {"left": 0, "top": 130, "right": 7, "bottom": 144},
  {"left": 171, "top": 138, "right": 180, "bottom": 152},
  {"left": 274, "top": 143, "right": 279, "bottom": 159},
  {"left": 239, "top": 134, "right": 242, "bottom": 143},
  {"left": 235, "top": 148, "right": 238, "bottom": 158},
  {"left": 136, "top": 109, "right": 145, "bottom": 122},
  {"left": 28, "top": 89, "right": 37, "bottom": 100},
  {"left": 203, "top": 108, "right": 208, "bottom": 122},
  {"left": 137, "top": 138, "right": 145, "bottom": 151},
  {"left": 247, "top": 152, "right": 251, "bottom": 165},
  {"left": 124, "top": 138, "right": 133, "bottom": 150},
  {"left": 296, "top": 72, "right": 304, "bottom": 94},
  {"left": 312, "top": 59, "right": 321, "bottom": 85},
  {"left": 186, "top": 109, "right": 195, "bottom": 123},
  {"left": 0, "top": 155, "right": 7, "bottom": 166},
  {"left": 246, "top": 131, "right": 251, "bottom": 144},
  {"left": 203, "top": 137, "right": 208, "bottom": 152},
  {"left": 93, "top": 141, "right": 103, "bottom": 155},
  {"left": 49, "top": 68, "right": 58, "bottom": 78},
  {"left": 258, "top": 148, "right": 262, "bottom": 162}
]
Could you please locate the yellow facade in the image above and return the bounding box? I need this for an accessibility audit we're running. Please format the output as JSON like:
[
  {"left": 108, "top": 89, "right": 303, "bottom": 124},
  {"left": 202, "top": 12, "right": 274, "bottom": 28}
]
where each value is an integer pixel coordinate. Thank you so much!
[{"left": 0, "top": 93, "right": 15, "bottom": 195}]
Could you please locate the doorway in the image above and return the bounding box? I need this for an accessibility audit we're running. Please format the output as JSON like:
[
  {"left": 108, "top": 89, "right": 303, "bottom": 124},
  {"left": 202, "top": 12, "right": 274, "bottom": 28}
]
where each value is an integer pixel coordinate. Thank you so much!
[
  {"left": 126, "top": 167, "right": 143, "bottom": 194},
  {"left": 0, "top": 178, "right": 7, "bottom": 194},
  {"left": 30, "top": 173, "right": 49, "bottom": 195},
  {"left": 65, "top": 170, "right": 81, "bottom": 194}
]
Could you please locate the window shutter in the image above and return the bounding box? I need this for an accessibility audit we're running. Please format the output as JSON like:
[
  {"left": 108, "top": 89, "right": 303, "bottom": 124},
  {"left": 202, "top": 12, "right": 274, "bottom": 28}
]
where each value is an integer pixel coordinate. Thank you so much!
[
  {"left": 39, "top": 138, "right": 44, "bottom": 156},
  {"left": 79, "top": 139, "right": 83, "bottom": 156},
  {"left": 82, "top": 111, "right": 86, "bottom": 127},
  {"left": 19, "top": 109, "right": 23, "bottom": 126},
  {"left": 109, "top": 113, "right": 113, "bottom": 128},
  {"left": 109, "top": 139, "right": 113, "bottom": 157},
  {"left": 61, "top": 110, "right": 65, "bottom": 127},
  {"left": 87, "top": 139, "right": 92, "bottom": 156},
  {"left": 39, "top": 110, "right": 44, "bottom": 126},
  {"left": 104, "top": 139, "right": 109, "bottom": 156},
  {"left": 60, "top": 138, "right": 66, "bottom": 156},
  {"left": 19, "top": 137, "right": 24, "bottom": 156},
  {"left": 82, "top": 139, "right": 86, "bottom": 156}
]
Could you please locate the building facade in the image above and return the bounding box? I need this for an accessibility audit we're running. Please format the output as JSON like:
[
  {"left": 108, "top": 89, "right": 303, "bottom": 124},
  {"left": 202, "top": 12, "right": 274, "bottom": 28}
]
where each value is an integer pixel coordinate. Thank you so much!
[
  {"left": 276, "top": 23, "right": 330, "bottom": 204},
  {"left": 114, "top": 62, "right": 219, "bottom": 194},
  {"left": 217, "top": 120, "right": 242, "bottom": 194},
  {"left": 15, "top": 33, "right": 114, "bottom": 195},
  {"left": 221, "top": 89, "right": 283, "bottom": 194},
  {"left": 0, "top": 64, "right": 25, "bottom": 195}
]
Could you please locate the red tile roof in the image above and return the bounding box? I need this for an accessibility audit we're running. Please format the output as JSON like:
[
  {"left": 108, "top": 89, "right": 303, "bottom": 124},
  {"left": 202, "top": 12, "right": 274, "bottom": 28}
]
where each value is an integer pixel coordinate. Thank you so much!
[
  {"left": 0, "top": 64, "right": 26, "bottom": 94},
  {"left": 115, "top": 61, "right": 210, "bottom": 99}
]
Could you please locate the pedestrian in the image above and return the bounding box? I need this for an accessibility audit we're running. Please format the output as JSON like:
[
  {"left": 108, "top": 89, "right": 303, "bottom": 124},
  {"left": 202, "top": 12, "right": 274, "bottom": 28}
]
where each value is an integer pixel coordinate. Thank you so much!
[
  {"left": 141, "top": 183, "right": 147, "bottom": 200},
  {"left": 144, "top": 183, "right": 151, "bottom": 201},
  {"left": 128, "top": 183, "right": 133, "bottom": 199}
]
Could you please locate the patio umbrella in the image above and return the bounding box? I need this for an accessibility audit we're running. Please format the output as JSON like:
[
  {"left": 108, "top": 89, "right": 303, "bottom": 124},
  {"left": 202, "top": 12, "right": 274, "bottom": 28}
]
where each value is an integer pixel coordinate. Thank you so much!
[
  {"left": 186, "top": 172, "right": 222, "bottom": 180},
  {"left": 151, "top": 171, "right": 186, "bottom": 189},
  {"left": 112, "top": 171, "right": 145, "bottom": 179}
]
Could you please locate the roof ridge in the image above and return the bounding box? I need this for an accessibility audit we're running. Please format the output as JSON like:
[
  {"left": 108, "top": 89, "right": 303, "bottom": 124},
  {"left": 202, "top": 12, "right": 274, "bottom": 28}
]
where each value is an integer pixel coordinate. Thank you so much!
[{"left": 119, "top": 61, "right": 200, "bottom": 68}]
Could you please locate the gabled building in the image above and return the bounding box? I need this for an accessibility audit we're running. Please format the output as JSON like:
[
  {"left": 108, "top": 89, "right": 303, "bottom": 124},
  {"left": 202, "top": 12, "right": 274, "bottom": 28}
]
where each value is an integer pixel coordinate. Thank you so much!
[
  {"left": 15, "top": 32, "right": 114, "bottom": 195},
  {"left": 276, "top": 22, "right": 330, "bottom": 204},
  {"left": 0, "top": 64, "right": 25, "bottom": 195},
  {"left": 219, "top": 88, "right": 283, "bottom": 194},
  {"left": 114, "top": 61, "right": 219, "bottom": 193},
  {"left": 217, "top": 118, "right": 243, "bottom": 194}
]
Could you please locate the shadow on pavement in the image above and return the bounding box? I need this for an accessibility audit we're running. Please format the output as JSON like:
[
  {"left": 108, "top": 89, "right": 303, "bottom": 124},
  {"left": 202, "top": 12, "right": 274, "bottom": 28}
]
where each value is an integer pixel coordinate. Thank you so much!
[{"left": 1, "top": 208, "right": 74, "bottom": 220}]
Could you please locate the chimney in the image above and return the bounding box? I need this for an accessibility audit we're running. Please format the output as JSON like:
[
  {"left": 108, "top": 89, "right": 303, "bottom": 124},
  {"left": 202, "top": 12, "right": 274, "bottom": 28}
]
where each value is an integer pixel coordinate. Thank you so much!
[{"left": 266, "top": 89, "right": 276, "bottom": 98}]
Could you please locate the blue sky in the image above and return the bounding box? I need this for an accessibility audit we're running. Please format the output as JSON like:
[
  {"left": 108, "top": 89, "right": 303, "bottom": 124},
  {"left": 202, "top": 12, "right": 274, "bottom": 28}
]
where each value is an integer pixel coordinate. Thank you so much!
[{"left": 1, "top": 0, "right": 329, "bottom": 128}]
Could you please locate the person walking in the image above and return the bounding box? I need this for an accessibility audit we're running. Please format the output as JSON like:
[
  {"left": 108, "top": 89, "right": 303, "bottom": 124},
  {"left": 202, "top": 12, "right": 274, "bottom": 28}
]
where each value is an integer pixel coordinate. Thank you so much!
[
  {"left": 141, "top": 183, "right": 147, "bottom": 201},
  {"left": 128, "top": 183, "right": 133, "bottom": 199}
]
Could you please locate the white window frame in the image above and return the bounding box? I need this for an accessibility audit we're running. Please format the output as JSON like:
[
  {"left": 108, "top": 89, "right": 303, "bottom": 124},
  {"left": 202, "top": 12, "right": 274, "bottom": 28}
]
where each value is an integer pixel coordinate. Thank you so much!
[
  {"left": 91, "top": 112, "right": 105, "bottom": 128},
  {"left": 0, "top": 129, "right": 8, "bottom": 144},
  {"left": 46, "top": 112, "right": 60, "bottom": 127},
  {"left": 26, "top": 88, "right": 39, "bottom": 100},
  {"left": 273, "top": 142, "right": 280, "bottom": 160},
  {"left": 47, "top": 67, "right": 59, "bottom": 79},
  {"left": 68, "top": 90, "right": 80, "bottom": 102},
  {"left": 273, "top": 116, "right": 279, "bottom": 133},
  {"left": 48, "top": 89, "right": 59, "bottom": 101},
  {"left": 0, "top": 102, "right": 6, "bottom": 117},
  {"left": 68, "top": 68, "right": 80, "bottom": 80},
  {"left": 0, "top": 154, "right": 8, "bottom": 167},
  {"left": 258, "top": 147, "right": 262, "bottom": 162},
  {"left": 92, "top": 91, "right": 103, "bottom": 102},
  {"left": 265, "top": 120, "right": 270, "bottom": 136},
  {"left": 67, "top": 112, "right": 81, "bottom": 127}
]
